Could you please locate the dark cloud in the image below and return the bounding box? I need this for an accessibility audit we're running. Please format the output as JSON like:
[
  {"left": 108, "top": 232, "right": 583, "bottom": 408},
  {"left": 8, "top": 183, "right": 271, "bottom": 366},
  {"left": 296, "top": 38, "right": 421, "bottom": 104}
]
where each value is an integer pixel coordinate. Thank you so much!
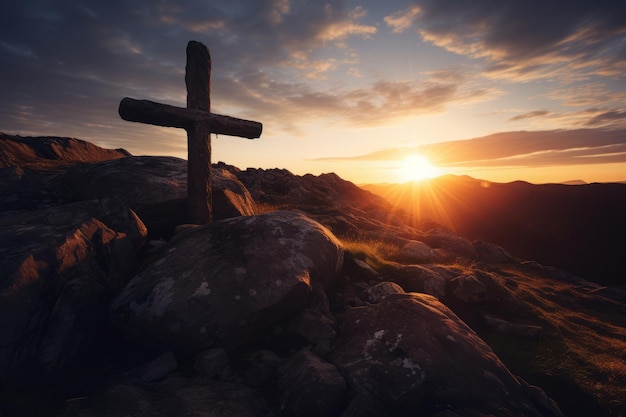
[
  {"left": 509, "top": 110, "right": 550, "bottom": 122},
  {"left": 584, "top": 110, "right": 626, "bottom": 127},
  {"left": 389, "top": 0, "right": 626, "bottom": 80},
  {"left": 317, "top": 129, "right": 626, "bottom": 167},
  {"left": 191, "top": 66, "right": 500, "bottom": 135},
  {"left": 0, "top": 0, "right": 376, "bottom": 141}
]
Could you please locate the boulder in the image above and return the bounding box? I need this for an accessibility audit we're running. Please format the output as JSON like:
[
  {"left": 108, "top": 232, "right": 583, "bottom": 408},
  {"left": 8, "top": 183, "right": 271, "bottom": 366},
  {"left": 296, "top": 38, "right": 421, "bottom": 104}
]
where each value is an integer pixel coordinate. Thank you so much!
[
  {"left": 450, "top": 274, "right": 488, "bottom": 303},
  {"left": 194, "top": 348, "right": 229, "bottom": 379},
  {"left": 473, "top": 239, "right": 515, "bottom": 263},
  {"left": 423, "top": 232, "right": 478, "bottom": 259},
  {"left": 361, "top": 281, "right": 405, "bottom": 304},
  {"left": 277, "top": 349, "right": 347, "bottom": 417},
  {"left": 286, "top": 284, "right": 338, "bottom": 352},
  {"left": 57, "top": 156, "right": 256, "bottom": 238},
  {"left": 329, "top": 293, "right": 562, "bottom": 417},
  {"left": 0, "top": 198, "right": 146, "bottom": 388},
  {"left": 212, "top": 166, "right": 257, "bottom": 219},
  {"left": 220, "top": 350, "right": 283, "bottom": 387},
  {"left": 449, "top": 270, "right": 522, "bottom": 314},
  {"left": 61, "top": 376, "right": 269, "bottom": 417},
  {"left": 400, "top": 240, "right": 437, "bottom": 263},
  {"left": 121, "top": 350, "right": 179, "bottom": 385},
  {"left": 391, "top": 264, "right": 448, "bottom": 300},
  {"left": 0, "top": 166, "right": 66, "bottom": 211},
  {"left": 110, "top": 211, "right": 344, "bottom": 352}
]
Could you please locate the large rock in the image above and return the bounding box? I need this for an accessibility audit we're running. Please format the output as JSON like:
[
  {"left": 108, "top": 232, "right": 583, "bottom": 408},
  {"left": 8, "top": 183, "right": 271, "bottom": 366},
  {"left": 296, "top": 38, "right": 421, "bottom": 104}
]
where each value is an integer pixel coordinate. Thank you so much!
[
  {"left": 212, "top": 167, "right": 257, "bottom": 219},
  {"left": 110, "top": 211, "right": 344, "bottom": 352},
  {"left": 0, "top": 166, "right": 65, "bottom": 212},
  {"left": 57, "top": 156, "right": 256, "bottom": 238},
  {"left": 61, "top": 376, "right": 269, "bottom": 417},
  {"left": 0, "top": 198, "right": 147, "bottom": 388},
  {"left": 400, "top": 240, "right": 437, "bottom": 263},
  {"left": 277, "top": 349, "right": 347, "bottom": 417},
  {"left": 329, "top": 293, "right": 563, "bottom": 417}
]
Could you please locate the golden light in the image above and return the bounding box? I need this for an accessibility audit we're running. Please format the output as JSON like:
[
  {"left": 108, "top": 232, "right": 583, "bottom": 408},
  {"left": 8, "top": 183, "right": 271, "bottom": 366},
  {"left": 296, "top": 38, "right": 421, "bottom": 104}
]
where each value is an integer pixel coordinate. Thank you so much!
[{"left": 396, "top": 154, "right": 442, "bottom": 182}]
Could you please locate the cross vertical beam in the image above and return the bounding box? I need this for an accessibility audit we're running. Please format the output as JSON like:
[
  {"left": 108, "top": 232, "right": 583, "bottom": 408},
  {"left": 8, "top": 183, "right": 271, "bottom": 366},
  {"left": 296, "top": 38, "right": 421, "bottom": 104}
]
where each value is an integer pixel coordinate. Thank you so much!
[
  {"left": 185, "top": 41, "right": 212, "bottom": 223},
  {"left": 118, "top": 40, "right": 262, "bottom": 225}
]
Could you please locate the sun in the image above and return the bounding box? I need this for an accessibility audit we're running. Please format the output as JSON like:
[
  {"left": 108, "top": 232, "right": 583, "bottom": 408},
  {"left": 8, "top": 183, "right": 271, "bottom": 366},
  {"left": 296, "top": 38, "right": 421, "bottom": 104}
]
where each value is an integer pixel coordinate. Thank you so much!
[{"left": 396, "top": 154, "right": 442, "bottom": 182}]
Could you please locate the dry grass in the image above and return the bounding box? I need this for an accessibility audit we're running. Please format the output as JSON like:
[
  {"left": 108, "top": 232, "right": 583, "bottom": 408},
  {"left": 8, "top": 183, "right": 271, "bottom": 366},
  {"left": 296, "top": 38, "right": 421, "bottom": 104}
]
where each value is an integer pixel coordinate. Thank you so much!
[
  {"left": 254, "top": 202, "right": 288, "bottom": 214},
  {"left": 494, "top": 266, "right": 626, "bottom": 416},
  {"left": 341, "top": 236, "right": 626, "bottom": 415},
  {"left": 338, "top": 236, "right": 626, "bottom": 416},
  {"left": 340, "top": 238, "right": 402, "bottom": 268}
]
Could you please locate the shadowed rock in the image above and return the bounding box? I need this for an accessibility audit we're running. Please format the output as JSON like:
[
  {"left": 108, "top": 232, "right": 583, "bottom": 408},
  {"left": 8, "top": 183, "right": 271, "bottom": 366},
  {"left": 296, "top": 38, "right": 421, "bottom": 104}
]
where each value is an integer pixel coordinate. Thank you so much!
[
  {"left": 56, "top": 156, "right": 256, "bottom": 238},
  {"left": 277, "top": 349, "right": 347, "bottom": 417},
  {"left": 110, "top": 211, "right": 344, "bottom": 352},
  {"left": 329, "top": 293, "right": 563, "bottom": 417},
  {"left": 61, "top": 376, "right": 269, "bottom": 417},
  {"left": 0, "top": 198, "right": 147, "bottom": 388}
]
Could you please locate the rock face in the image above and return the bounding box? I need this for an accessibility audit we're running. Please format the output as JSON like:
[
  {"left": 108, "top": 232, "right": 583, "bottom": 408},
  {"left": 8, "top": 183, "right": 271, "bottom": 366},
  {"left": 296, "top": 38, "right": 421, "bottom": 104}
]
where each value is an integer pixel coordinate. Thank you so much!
[
  {"left": 61, "top": 377, "right": 269, "bottom": 417},
  {"left": 110, "top": 211, "right": 344, "bottom": 352},
  {"left": 277, "top": 349, "right": 347, "bottom": 417},
  {"left": 329, "top": 293, "right": 562, "bottom": 417},
  {"left": 0, "top": 198, "right": 147, "bottom": 387},
  {"left": 57, "top": 156, "right": 256, "bottom": 238},
  {"left": 219, "top": 163, "right": 409, "bottom": 238}
]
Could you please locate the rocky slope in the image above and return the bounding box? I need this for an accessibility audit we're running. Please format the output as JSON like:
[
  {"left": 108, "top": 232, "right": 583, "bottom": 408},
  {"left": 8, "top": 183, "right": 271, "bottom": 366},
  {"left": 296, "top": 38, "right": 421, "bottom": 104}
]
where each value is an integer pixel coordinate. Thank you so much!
[
  {"left": 1, "top": 134, "right": 625, "bottom": 417},
  {"left": 362, "top": 176, "right": 626, "bottom": 285}
]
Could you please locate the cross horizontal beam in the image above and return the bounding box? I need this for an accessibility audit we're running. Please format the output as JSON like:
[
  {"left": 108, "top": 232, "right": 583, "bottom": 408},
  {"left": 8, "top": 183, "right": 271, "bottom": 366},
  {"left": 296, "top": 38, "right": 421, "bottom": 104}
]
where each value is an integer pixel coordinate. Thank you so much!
[{"left": 119, "top": 97, "right": 262, "bottom": 139}]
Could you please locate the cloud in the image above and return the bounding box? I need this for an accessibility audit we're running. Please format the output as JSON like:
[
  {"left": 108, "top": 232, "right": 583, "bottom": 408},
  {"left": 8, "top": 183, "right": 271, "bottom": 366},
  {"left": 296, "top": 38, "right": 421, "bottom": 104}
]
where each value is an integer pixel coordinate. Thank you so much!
[
  {"left": 384, "top": 5, "right": 421, "bottom": 34},
  {"left": 509, "top": 110, "right": 551, "bottom": 122},
  {"left": 316, "top": 129, "right": 626, "bottom": 167},
  {"left": 0, "top": 0, "right": 382, "bottom": 139},
  {"left": 396, "top": 0, "right": 626, "bottom": 81},
  {"left": 546, "top": 83, "right": 626, "bottom": 107},
  {"left": 215, "top": 67, "right": 501, "bottom": 134},
  {"left": 2, "top": 0, "right": 624, "bottom": 161},
  {"left": 584, "top": 110, "right": 626, "bottom": 127}
]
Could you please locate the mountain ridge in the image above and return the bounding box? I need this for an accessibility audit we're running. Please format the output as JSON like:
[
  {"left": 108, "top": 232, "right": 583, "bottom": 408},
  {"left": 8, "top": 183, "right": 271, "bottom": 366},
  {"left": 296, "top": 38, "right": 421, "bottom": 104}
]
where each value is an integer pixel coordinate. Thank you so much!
[{"left": 361, "top": 175, "right": 626, "bottom": 285}]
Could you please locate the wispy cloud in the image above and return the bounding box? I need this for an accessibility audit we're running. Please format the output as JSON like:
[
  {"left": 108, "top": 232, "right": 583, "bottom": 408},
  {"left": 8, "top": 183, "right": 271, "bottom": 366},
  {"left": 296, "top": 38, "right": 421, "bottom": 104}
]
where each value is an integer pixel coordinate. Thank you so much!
[
  {"left": 217, "top": 67, "right": 502, "bottom": 133},
  {"left": 315, "top": 129, "right": 626, "bottom": 167},
  {"left": 387, "top": 0, "right": 626, "bottom": 81},
  {"left": 384, "top": 5, "right": 421, "bottom": 34},
  {"left": 585, "top": 110, "right": 626, "bottom": 127},
  {"left": 509, "top": 110, "right": 551, "bottom": 122}
]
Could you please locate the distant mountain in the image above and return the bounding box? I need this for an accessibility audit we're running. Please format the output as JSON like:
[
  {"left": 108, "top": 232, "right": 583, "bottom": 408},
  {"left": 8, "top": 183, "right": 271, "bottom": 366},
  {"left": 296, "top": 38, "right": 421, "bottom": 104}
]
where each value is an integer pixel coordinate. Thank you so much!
[
  {"left": 559, "top": 179, "right": 587, "bottom": 185},
  {"left": 362, "top": 175, "right": 626, "bottom": 285},
  {"left": 0, "top": 132, "right": 129, "bottom": 169}
]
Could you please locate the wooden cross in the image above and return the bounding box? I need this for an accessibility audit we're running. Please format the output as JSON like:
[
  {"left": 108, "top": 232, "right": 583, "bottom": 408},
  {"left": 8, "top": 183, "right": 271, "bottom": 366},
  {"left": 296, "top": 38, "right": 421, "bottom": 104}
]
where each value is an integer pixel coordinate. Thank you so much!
[{"left": 118, "top": 40, "right": 262, "bottom": 224}]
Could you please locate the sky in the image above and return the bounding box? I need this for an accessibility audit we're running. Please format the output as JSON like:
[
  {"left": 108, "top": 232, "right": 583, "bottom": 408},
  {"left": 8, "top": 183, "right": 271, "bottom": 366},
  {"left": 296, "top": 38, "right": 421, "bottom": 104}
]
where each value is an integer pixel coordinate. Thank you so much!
[{"left": 1, "top": 0, "right": 626, "bottom": 184}]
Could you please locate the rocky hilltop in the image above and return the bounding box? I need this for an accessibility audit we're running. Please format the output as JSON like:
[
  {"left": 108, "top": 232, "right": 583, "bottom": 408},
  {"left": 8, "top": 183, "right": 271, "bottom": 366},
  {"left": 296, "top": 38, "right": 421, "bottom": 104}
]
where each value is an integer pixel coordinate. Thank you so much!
[{"left": 1, "top": 134, "right": 625, "bottom": 417}]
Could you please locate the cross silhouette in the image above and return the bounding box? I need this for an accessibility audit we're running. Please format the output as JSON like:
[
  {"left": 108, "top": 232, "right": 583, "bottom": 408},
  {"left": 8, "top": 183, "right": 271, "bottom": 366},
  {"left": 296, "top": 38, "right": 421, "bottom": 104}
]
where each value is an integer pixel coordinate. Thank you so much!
[{"left": 119, "top": 40, "right": 262, "bottom": 224}]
